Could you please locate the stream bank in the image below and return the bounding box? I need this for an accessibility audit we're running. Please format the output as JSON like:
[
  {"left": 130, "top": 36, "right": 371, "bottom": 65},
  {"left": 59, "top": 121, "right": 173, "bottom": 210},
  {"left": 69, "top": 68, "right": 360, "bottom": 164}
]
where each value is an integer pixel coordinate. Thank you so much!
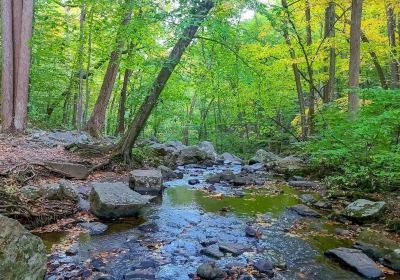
[{"left": 39, "top": 164, "right": 400, "bottom": 280}]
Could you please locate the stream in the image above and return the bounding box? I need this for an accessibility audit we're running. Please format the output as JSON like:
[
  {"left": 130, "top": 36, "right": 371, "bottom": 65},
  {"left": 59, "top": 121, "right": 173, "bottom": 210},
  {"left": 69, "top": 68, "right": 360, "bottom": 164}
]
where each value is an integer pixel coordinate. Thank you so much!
[{"left": 40, "top": 164, "right": 400, "bottom": 280}]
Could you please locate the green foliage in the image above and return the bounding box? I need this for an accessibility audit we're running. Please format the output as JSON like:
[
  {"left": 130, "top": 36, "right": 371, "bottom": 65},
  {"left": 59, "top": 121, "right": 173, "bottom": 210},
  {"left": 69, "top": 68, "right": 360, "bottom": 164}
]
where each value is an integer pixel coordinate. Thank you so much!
[{"left": 305, "top": 89, "right": 400, "bottom": 191}]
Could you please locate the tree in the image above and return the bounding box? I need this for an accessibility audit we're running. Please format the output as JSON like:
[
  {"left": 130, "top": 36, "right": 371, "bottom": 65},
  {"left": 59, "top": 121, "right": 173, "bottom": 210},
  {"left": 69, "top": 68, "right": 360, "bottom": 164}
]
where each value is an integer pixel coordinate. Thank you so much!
[
  {"left": 386, "top": 1, "right": 399, "bottom": 88},
  {"left": 114, "top": 0, "right": 215, "bottom": 162},
  {"left": 1, "top": 0, "right": 34, "bottom": 133},
  {"left": 348, "top": 0, "right": 363, "bottom": 117},
  {"left": 85, "top": 0, "right": 133, "bottom": 137},
  {"left": 323, "top": 1, "right": 336, "bottom": 103},
  {"left": 281, "top": 0, "right": 307, "bottom": 140},
  {"left": 116, "top": 69, "right": 133, "bottom": 135},
  {"left": 305, "top": 0, "right": 314, "bottom": 135}
]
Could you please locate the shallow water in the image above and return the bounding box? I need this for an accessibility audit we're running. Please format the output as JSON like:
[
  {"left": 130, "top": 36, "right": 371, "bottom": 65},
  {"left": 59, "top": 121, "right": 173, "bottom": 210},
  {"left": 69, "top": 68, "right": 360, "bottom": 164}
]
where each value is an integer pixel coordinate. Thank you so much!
[{"left": 41, "top": 165, "right": 400, "bottom": 280}]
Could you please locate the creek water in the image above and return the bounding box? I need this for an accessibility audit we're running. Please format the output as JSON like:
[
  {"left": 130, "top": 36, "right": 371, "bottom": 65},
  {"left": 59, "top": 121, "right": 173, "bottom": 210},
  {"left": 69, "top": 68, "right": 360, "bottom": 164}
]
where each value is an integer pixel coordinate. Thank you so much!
[{"left": 40, "top": 165, "right": 400, "bottom": 280}]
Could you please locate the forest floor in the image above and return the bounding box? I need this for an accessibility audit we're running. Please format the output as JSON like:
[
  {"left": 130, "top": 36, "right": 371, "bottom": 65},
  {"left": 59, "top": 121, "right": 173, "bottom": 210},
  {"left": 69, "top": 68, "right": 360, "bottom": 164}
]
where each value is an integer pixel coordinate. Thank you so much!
[{"left": 0, "top": 130, "right": 400, "bottom": 280}]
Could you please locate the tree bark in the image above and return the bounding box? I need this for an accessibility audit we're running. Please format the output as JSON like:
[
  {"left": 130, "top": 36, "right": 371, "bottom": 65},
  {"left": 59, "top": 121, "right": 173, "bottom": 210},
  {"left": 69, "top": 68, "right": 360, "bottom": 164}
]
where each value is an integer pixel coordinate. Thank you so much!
[
  {"left": 323, "top": 1, "right": 336, "bottom": 103},
  {"left": 85, "top": 0, "right": 133, "bottom": 137},
  {"left": 348, "top": 0, "right": 363, "bottom": 117},
  {"left": 282, "top": 0, "right": 307, "bottom": 140},
  {"left": 116, "top": 69, "right": 132, "bottom": 135},
  {"left": 386, "top": 3, "right": 400, "bottom": 88},
  {"left": 305, "top": 0, "right": 314, "bottom": 135},
  {"left": 1, "top": 0, "right": 14, "bottom": 132},
  {"left": 13, "top": 0, "right": 33, "bottom": 132},
  {"left": 76, "top": 1, "right": 86, "bottom": 130},
  {"left": 114, "top": 0, "right": 215, "bottom": 162},
  {"left": 1, "top": 0, "right": 34, "bottom": 133}
]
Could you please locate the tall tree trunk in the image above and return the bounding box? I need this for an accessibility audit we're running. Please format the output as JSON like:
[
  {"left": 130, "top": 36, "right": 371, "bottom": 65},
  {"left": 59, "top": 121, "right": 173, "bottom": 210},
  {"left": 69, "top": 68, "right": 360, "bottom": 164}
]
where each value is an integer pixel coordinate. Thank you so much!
[
  {"left": 323, "top": 1, "right": 336, "bottom": 103},
  {"left": 386, "top": 3, "right": 400, "bottom": 88},
  {"left": 1, "top": 0, "right": 34, "bottom": 133},
  {"left": 114, "top": 0, "right": 215, "bottom": 162},
  {"left": 76, "top": 1, "right": 86, "bottom": 130},
  {"left": 305, "top": 0, "right": 314, "bottom": 135},
  {"left": 116, "top": 69, "right": 132, "bottom": 135},
  {"left": 282, "top": 0, "right": 307, "bottom": 140},
  {"left": 84, "top": 6, "right": 94, "bottom": 123},
  {"left": 85, "top": 0, "right": 133, "bottom": 137},
  {"left": 14, "top": 0, "right": 33, "bottom": 132},
  {"left": 348, "top": 0, "right": 363, "bottom": 117},
  {"left": 1, "top": 0, "right": 14, "bottom": 132}
]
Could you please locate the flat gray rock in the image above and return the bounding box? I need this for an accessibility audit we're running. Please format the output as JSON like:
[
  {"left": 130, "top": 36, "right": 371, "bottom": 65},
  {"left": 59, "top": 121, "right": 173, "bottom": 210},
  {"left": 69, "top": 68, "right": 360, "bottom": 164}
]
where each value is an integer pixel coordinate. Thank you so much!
[
  {"left": 90, "top": 182, "right": 154, "bottom": 219},
  {"left": 44, "top": 161, "right": 90, "bottom": 179},
  {"left": 200, "top": 246, "right": 225, "bottom": 259},
  {"left": 218, "top": 243, "right": 246, "bottom": 256},
  {"left": 325, "top": 247, "right": 383, "bottom": 279},
  {"left": 289, "top": 204, "right": 321, "bottom": 218}
]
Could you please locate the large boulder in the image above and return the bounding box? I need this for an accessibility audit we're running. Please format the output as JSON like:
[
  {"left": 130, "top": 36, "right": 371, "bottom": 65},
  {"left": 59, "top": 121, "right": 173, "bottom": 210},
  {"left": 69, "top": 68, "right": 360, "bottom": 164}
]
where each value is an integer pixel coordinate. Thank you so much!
[
  {"left": 325, "top": 247, "right": 383, "bottom": 279},
  {"left": 249, "top": 149, "right": 280, "bottom": 165},
  {"left": 0, "top": 215, "right": 47, "bottom": 280},
  {"left": 158, "top": 165, "right": 182, "bottom": 180},
  {"left": 198, "top": 141, "right": 218, "bottom": 161},
  {"left": 220, "top": 152, "right": 243, "bottom": 165},
  {"left": 150, "top": 141, "right": 186, "bottom": 157},
  {"left": 129, "top": 169, "right": 163, "bottom": 195},
  {"left": 90, "top": 182, "right": 154, "bottom": 219},
  {"left": 274, "top": 156, "right": 306, "bottom": 175},
  {"left": 176, "top": 145, "right": 210, "bottom": 166},
  {"left": 344, "top": 199, "right": 386, "bottom": 223}
]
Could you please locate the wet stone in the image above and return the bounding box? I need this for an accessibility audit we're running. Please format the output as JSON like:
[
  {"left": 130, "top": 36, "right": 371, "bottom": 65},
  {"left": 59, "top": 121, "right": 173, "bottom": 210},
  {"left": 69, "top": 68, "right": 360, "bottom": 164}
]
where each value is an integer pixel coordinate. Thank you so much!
[
  {"left": 200, "top": 238, "right": 218, "bottom": 247},
  {"left": 325, "top": 247, "right": 383, "bottom": 279},
  {"left": 245, "top": 225, "right": 261, "bottom": 237},
  {"left": 238, "top": 273, "right": 253, "bottom": 280},
  {"left": 188, "top": 179, "right": 200, "bottom": 185},
  {"left": 254, "top": 259, "right": 274, "bottom": 277},
  {"left": 289, "top": 204, "right": 321, "bottom": 218},
  {"left": 123, "top": 269, "right": 155, "bottom": 280},
  {"left": 196, "top": 263, "right": 226, "bottom": 280},
  {"left": 218, "top": 243, "right": 245, "bottom": 256},
  {"left": 80, "top": 222, "right": 108, "bottom": 235},
  {"left": 201, "top": 246, "right": 225, "bottom": 259}
]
